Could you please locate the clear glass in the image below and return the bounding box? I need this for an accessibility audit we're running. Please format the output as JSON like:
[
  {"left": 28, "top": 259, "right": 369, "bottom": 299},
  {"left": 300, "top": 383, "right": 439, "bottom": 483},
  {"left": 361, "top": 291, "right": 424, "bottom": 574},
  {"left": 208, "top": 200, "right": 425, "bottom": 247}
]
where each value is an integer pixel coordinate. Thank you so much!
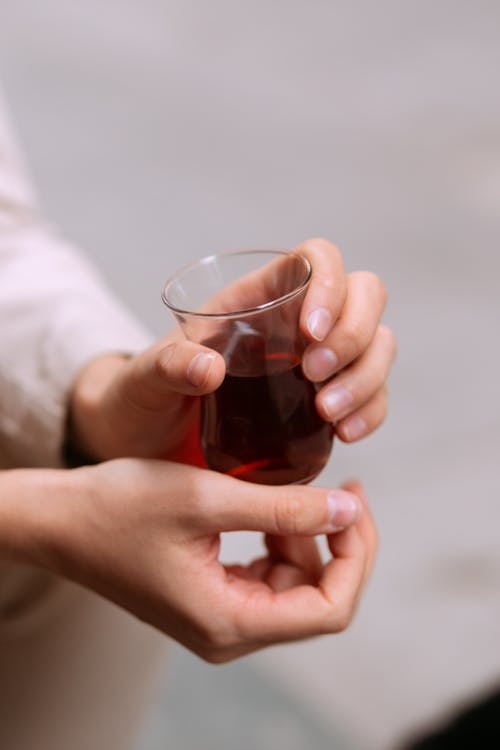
[{"left": 162, "top": 250, "right": 334, "bottom": 485}]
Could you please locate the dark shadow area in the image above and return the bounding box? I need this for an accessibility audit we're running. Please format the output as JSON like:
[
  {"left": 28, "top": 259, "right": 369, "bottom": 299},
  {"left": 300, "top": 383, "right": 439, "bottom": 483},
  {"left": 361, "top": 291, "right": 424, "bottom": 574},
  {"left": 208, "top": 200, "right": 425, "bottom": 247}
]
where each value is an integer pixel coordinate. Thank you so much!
[{"left": 403, "top": 685, "right": 500, "bottom": 750}]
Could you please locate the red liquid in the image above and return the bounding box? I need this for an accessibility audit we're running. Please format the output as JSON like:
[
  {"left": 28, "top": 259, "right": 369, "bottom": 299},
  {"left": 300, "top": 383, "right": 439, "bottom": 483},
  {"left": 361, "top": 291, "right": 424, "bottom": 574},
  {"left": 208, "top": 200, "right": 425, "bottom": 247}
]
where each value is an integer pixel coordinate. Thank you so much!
[{"left": 201, "top": 336, "right": 334, "bottom": 485}]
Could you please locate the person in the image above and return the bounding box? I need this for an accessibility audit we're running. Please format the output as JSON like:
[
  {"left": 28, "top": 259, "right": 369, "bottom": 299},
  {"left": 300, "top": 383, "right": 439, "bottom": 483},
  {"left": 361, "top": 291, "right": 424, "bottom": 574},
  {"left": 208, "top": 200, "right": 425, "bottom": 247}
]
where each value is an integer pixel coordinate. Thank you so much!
[{"left": 0, "top": 90, "right": 396, "bottom": 750}]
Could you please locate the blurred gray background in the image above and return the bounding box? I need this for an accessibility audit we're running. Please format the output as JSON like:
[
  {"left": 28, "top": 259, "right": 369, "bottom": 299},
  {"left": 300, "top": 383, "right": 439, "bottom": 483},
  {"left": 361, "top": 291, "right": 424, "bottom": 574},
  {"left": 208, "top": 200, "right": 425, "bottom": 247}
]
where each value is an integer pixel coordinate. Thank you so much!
[{"left": 1, "top": 1, "right": 500, "bottom": 748}]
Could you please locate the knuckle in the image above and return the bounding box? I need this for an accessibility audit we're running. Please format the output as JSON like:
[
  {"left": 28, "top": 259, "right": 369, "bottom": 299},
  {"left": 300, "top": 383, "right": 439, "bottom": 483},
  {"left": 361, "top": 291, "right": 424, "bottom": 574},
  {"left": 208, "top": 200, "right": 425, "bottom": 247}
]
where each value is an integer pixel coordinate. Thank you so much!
[
  {"left": 317, "top": 603, "right": 352, "bottom": 635},
  {"left": 334, "top": 606, "right": 354, "bottom": 633},
  {"left": 177, "top": 469, "right": 213, "bottom": 525},
  {"left": 339, "top": 316, "right": 366, "bottom": 357},
  {"left": 192, "top": 616, "right": 236, "bottom": 655},
  {"left": 367, "top": 389, "right": 389, "bottom": 430},
  {"left": 273, "top": 494, "right": 304, "bottom": 534},
  {"left": 372, "top": 410, "right": 387, "bottom": 432},
  {"left": 305, "top": 236, "right": 338, "bottom": 254},
  {"left": 318, "top": 275, "right": 336, "bottom": 291},
  {"left": 198, "top": 648, "right": 234, "bottom": 665},
  {"left": 230, "top": 588, "right": 268, "bottom": 642},
  {"left": 194, "top": 630, "right": 237, "bottom": 663},
  {"left": 329, "top": 600, "right": 356, "bottom": 633},
  {"left": 357, "top": 271, "right": 388, "bottom": 304},
  {"left": 378, "top": 277, "right": 389, "bottom": 306},
  {"left": 379, "top": 386, "right": 389, "bottom": 413},
  {"left": 365, "top": 505, "right": 379, "bottom": 547},
  {"left": 155, "top": 343, "right": 177, "bottom": 377},
  {"left": 377, "top": 325, "right": 398, "bottom": 359},
  {"left": 302, "top": 238, "right": 342, "bottom": 284},
  {"left": 369, "top": 272, "right": 388, "bottom": 305},
  {"left": 348, "top": 271, "right": 388, "bottom": 320}
]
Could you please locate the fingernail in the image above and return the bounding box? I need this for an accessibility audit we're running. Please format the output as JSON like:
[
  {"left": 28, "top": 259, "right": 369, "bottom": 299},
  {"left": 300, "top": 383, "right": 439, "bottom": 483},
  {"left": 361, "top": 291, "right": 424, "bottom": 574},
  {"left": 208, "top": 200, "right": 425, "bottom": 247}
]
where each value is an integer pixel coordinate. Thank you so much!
[
  {"left": 327, "top": 490, "right": 362, "bottom": 530},
  {"left": 187, "top": 352, "right": 216, "bottom": 387},
  {"left": 302, "top": 346, "right": 338, "bottom": 382},
  {"left": 340, "top": 416, "right": 367, "bottom": 442},
  {"left": 307, "top": 308, "right": 333, "bottom": 341},
  {"left": 322, "top": 386, "right": 353, "bottom": 420}
]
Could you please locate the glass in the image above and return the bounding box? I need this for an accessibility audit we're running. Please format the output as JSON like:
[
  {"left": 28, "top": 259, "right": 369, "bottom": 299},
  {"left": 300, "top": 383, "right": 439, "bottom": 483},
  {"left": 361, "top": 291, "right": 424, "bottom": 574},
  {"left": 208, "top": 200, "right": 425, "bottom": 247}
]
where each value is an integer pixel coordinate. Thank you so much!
[{"left": 162, "top": 250, "right": 334, "bottom": 485}]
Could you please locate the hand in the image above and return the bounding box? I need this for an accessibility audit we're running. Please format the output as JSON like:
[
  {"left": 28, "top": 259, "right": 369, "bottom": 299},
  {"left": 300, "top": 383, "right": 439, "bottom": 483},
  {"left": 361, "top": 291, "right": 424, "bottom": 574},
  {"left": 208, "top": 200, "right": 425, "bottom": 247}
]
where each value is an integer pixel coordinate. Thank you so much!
[
  {"left": 298, "top": 238, "right": 397, "bottom": 443},
  {"left": 67, "top": 238, "right": 396, "bottom": 462},
  {"left": 36, "top": 460, "right": 376, "bottom": 662}
]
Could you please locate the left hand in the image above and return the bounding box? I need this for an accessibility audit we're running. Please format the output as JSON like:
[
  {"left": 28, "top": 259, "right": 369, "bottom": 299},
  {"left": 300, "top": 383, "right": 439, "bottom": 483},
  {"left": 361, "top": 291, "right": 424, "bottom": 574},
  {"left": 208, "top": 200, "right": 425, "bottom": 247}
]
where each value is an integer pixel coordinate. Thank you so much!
[
  {"left": 67, "top": 237, "right": 396, "bottom": 462},
  {"left": 35, "top": 460, "right": 375, "bottom": 661}
]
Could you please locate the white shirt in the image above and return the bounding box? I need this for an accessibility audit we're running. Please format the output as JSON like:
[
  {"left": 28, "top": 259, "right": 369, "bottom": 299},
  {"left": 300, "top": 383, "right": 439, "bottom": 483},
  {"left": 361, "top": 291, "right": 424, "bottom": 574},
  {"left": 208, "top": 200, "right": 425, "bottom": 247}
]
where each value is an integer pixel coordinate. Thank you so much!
[{"left": 0, "top": 94, "right": 152, "bottom": 468}]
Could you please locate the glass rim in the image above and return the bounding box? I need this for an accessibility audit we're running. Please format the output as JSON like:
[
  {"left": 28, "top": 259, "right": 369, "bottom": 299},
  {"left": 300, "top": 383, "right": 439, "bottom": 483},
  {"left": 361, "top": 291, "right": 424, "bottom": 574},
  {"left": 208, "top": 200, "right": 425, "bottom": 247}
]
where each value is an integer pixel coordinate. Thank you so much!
[{"left": 161, "top": 249, "right": 312, "bottom": 319}]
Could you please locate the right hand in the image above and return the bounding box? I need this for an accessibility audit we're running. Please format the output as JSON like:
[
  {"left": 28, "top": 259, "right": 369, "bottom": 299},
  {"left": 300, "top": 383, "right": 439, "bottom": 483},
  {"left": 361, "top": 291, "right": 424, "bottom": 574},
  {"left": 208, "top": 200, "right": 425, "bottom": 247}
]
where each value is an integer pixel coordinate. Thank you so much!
[
  {"left": 41, "top": 460, "right": 377, "bottom": 662},
  {"left": 67, "top": 238, "right": 394, "bottom": 464}
]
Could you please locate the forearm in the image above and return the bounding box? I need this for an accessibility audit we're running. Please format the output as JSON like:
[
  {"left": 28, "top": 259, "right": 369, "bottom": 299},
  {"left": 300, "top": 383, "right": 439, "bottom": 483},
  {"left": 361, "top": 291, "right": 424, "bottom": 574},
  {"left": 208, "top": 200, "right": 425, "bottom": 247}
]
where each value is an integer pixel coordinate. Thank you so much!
[{"left": 0, "top": 468, "right": 71, "bottom": 567}]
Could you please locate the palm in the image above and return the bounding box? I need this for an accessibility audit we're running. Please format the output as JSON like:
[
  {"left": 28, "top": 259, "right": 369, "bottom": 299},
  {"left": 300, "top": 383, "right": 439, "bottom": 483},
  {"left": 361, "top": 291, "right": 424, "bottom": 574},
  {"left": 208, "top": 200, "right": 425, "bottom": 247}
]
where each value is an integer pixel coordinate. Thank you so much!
[{"left": 224, "top": 534, "right": 323, "bottom": 593}]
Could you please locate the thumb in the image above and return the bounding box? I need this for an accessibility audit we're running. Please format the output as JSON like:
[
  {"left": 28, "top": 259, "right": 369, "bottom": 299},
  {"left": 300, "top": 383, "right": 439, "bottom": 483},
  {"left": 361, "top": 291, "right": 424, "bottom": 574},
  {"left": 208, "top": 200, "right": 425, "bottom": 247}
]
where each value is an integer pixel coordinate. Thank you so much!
[
  {"left": 124, "top": 340, "right": 226, "bottom": 406},
  {"left": 198, "top": 474, "right": 363, "bottom": 535}
]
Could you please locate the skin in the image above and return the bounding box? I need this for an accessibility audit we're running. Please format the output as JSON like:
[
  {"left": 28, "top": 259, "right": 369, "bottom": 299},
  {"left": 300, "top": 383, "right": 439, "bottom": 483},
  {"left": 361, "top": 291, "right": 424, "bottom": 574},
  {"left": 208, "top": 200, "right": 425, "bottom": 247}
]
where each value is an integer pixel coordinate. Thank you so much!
[
  {"left": 0, "top": 463, "right": 376, "bottom": 663},
  {"left": 68, "top": 238, "right": 397, "bottom": 461},
  {"left": 0, "top": 238, "right": 394, "bottom": 662}
]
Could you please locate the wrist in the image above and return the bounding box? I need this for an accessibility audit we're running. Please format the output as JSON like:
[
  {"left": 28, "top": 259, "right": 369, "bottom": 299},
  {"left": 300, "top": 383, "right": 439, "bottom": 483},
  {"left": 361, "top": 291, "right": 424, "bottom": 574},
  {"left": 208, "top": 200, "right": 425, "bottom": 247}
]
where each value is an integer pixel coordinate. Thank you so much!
[{"left": 66, "top": 353, "right": 130, "bottom": 462}]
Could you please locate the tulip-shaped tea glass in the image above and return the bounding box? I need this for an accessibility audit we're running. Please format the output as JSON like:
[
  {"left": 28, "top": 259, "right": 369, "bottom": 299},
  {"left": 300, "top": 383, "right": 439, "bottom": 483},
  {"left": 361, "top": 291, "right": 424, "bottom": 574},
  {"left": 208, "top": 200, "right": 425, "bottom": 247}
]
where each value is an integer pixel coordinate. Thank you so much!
[{"left": 162, "top": 250, "right": 334, "bottom": 485}]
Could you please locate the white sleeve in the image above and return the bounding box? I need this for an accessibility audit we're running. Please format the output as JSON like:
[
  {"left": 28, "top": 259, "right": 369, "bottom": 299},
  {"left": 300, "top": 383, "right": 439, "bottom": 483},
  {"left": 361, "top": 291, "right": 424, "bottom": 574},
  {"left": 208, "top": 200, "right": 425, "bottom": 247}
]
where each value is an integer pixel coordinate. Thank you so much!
[{"left": 0, "top": 93, "right": 153, "bottom": 469}]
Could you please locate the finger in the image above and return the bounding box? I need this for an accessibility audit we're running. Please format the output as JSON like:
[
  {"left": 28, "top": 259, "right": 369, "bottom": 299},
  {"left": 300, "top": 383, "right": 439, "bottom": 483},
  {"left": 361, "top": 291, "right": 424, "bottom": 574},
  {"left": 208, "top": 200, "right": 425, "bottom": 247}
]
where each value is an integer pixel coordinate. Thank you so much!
[
  {"left": 225, "top": 555, "right": 314, "bottom": 593},
  {"left": 226, "top": 538, "right": 323, "bottom": 593},
  {"left": 315, "top": 324, "right": 397, "bottom": 423},
  {"left": 322, "top": 525, "right": 370, "bottom": 624},
  {"left": 190, "top": 473, "right": 363, "bottom": 536},
  {"left": 339, "top": 481, "right": 378, "bottom": 588},
  {"left": 264, "top": 563, "right": 314, "bottom": 593},
  {"left": 335, "top": 387, "right": 388, "bottom": 443},
  {"left": 265, "top": 534, "right": 323, "bottom": 579},
  {"left": 225, "top": 541, "right": 321, "bottom": 594},
  {"left": 197, "top": 253, "right": 295, "bottom": 315},
  {"left": 294, "top": 238, "right": 347, "bottom": 342},
  {"left": 302, "top": 271, "right": 387, "bottom": 383},
  {"left": 227, "top": 525, "right": 369, "bottom": 642},
  {"left": 197, "top": 484, "right": 376, "bottom": 659},
  {"left": 123, "top": 340, "right": 226, "bottom": 409},
  {"left": 225, "top": 559, "right": 272, "bottom": 583}
]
